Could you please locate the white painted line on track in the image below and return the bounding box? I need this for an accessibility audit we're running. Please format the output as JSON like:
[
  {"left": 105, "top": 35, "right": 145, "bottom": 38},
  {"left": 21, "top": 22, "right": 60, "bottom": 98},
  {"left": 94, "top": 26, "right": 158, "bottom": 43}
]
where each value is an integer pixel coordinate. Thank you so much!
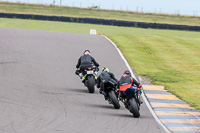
[{"left": 102, "top": 35, "right": 171, "bottom": 133}]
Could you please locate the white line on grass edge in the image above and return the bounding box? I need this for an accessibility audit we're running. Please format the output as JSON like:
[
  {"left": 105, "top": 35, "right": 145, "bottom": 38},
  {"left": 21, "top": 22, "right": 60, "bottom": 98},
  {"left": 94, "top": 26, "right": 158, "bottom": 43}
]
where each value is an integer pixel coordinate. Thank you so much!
[{"left": 102, "top": 35, "right": 171, "bottom": 133}]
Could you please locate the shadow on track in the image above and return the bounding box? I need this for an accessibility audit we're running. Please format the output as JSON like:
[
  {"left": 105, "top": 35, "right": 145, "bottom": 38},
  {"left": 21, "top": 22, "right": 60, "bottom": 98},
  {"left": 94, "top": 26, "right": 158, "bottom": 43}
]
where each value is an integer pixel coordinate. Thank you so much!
[
  {"left": 84, "top": 103, "right": 144, "bottom": 118},
  {"left": 67, "top": 88, "right": 89, "bottom": 93},
  {"left": 0, "top": 61, "right": 17, "bottom": 64},
  {"left": 109, "top": 113, "right": 133, "bottom": 118},
  {"left": 97, "top": 111, "right": 135, "bottom": 118},
  {"left": 108, "top": 112, "right": 154, "bottom": 119},
  {"left": 67, "top": 88, "right": 99, "bottom": 94},
  {"left": 87, "top": 103, "right": 115, "bottom": 109}
]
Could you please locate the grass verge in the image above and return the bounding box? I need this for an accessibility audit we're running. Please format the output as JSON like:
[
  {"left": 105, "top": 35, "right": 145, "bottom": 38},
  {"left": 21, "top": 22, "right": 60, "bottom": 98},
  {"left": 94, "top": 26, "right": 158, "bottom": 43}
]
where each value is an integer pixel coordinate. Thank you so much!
[
  {"left": 0, "top": 18, "right": 200, "bottom": 110},
  {"left": 1, "top": 1, "right": 200, "bottom": 26}
]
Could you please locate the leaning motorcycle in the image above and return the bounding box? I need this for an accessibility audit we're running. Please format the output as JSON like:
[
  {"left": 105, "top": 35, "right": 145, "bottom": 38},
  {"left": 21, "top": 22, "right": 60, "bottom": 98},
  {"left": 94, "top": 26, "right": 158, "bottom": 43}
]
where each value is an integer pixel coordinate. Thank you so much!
[
  {"left": 79, "top": 66, "right": 98, "bottom": 93},
  {"left": 100, "top": 80, "right": 120, "bottom": 109},
  {"left": 120, "top": 87, "right": 141, "bottom": 117}
]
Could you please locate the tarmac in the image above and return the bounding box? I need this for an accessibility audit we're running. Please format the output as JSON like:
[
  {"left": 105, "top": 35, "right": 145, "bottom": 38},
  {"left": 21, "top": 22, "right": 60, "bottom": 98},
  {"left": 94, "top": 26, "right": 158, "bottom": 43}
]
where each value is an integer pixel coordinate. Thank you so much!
[
  {"left": 0, "top": 27, "right": 166, "bottom": 133},
  {"left": 0, "top": 27, "right": 199, "bottom": 133}
]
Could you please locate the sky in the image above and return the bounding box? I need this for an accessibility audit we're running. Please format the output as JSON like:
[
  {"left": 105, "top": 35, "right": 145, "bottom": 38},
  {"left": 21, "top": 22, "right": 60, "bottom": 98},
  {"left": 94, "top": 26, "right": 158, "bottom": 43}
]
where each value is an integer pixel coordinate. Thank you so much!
[{"left": 3, "top": 0, "right": 200, "bottom": 16}]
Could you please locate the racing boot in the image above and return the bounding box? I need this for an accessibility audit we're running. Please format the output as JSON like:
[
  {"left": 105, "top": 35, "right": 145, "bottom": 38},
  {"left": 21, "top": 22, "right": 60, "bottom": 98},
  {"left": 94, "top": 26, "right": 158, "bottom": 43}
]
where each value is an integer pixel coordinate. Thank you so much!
[
  {"left": 99, "top": 89, "right": 106, "bottom": 96},
  {"left": 99, "top": 88, "right": 103, "bottom": 94},
  {"left": 94, "top": 71, "right": 98, "bottom": 81},
  {"left": 79, "top": 73, "right": 83, "bottom": 79},
  {"left": 104, "top": 95, "right": 109, "bottom": 100},
  {"left": 94, "top": 71, "right": 98, "bottom": 76},
  {"left": 99, "top": 89, "right": 108, "bottom": 100}
]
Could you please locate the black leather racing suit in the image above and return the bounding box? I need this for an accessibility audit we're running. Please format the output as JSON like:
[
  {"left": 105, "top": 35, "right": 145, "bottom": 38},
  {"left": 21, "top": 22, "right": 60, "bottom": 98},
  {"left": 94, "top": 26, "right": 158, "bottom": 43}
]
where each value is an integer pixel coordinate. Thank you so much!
[
  {"left": 97, "top": 71, "right": 118, "bottom": 90},
  {"left": 76, "top": 54, "right": 99, "bottom": 74}
]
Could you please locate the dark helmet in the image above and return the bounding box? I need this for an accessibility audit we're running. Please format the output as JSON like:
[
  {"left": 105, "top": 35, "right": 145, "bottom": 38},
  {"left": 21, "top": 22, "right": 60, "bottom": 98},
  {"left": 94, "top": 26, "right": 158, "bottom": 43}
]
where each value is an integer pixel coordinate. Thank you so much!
[
  {"left": 124, "top": 70, "right": 131, "bottom": 76},
  {"left": 83, "top": 50, "right": 91, "bottom": 55},
  {"left": 83, "top": 50, "right": 90, "bottom": 54}
]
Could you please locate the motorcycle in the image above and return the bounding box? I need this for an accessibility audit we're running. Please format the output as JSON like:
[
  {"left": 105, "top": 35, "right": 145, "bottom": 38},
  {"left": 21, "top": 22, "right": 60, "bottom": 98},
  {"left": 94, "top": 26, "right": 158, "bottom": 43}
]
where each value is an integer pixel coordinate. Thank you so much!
[
  {"left": 120, "top": 86, "right": 141, "bottom": 118},
  {"left": 77, "top": 66, "right": 98, "bottom": 93},
  {"left": 100, "top": 80, "right": 120, "bottom": 109}
]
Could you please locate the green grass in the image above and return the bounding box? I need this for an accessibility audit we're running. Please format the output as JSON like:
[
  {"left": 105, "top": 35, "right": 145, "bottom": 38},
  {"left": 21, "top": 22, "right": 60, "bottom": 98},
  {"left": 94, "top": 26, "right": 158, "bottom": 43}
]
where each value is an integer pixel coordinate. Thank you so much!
[
  {"left": 0, "top": 18, "right": 200, "bottom": 110},
  {"left": 1, "top": 1, "right": 200, "bottom": 26}
]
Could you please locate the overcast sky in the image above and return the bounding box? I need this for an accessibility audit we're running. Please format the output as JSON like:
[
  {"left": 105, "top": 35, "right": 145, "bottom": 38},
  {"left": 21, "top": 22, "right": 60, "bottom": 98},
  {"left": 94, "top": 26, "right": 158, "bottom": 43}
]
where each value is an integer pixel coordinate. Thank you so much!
[{"left": 4, "top": 0, "right": 200, "bottom": 16}]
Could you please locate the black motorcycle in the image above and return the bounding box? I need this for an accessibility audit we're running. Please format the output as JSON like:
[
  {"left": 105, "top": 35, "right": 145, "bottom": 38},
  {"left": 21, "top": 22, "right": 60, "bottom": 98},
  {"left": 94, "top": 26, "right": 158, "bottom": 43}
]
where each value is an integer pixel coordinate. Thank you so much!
[
  {"left": 100, "top": 80, "right": 120, "bottom": 109},
  {"left": 121, "top": 87, "right": 141, "bottom": 117},
  {"left": 81, "top": 66, "right": 98, "bottom": 93}
]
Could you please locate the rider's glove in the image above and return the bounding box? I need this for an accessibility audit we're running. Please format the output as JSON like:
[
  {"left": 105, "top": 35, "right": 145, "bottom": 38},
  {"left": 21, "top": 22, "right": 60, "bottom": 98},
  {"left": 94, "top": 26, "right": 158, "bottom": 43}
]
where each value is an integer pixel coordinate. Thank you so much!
[
  {"left": 138, "top": 84, "right": 142, "bottom": 90},
  {"left": 137, "top": 85, "right": 142, "bottom": 94}
]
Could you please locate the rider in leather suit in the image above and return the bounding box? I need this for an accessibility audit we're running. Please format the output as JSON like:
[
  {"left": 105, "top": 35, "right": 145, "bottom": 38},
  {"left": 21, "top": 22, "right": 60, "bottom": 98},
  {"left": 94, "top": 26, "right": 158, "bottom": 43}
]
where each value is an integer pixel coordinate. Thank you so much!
[
  {"left": 75, "top": 50, "right": 99, "bottom": 78},
  {"left": 97, "top": 67, "right": 118, "bottom": 99},
  {"left": 118, "top": 70, "right": 143, "bottom": 104}
]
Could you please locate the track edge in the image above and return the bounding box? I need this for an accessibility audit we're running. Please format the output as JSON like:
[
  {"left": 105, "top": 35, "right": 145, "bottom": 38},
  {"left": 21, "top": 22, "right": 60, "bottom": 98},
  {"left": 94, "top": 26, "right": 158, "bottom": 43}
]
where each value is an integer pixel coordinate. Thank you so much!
[{"left": 101, "top": 35, "right": 171, "bottom": 133}]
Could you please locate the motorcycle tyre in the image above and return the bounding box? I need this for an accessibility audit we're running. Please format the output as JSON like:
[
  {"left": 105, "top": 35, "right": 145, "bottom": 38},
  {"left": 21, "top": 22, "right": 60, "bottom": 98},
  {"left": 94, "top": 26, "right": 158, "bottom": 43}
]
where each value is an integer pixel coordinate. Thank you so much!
[
  {"left": 108, "top": 90, "right": 120, "bottom": 109},
  {"left": 129, "top": 98, "right": 140, "bottom": 118},
  {"left": 87, "top": 75, "right": 95, "bottom": 93}
]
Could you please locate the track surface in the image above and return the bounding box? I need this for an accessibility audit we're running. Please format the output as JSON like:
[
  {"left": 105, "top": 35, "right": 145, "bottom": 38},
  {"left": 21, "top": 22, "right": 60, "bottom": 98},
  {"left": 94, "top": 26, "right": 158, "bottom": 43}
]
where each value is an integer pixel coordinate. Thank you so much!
[{"left": 0, "top": 27, "right": 166, "bottom": 133}]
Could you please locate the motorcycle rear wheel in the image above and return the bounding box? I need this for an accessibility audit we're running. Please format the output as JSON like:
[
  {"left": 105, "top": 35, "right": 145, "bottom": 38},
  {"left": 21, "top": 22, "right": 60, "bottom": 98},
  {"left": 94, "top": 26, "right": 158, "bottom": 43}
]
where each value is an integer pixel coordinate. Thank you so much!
[
  {"left": 129, "top": 98, "right": 140, "bottom": 118},
  {"left": 87, "top": 75, "right": 95, "bottom": 93},
  {"left": 108, "top": 91, "right": 120, "bottom": 109}
]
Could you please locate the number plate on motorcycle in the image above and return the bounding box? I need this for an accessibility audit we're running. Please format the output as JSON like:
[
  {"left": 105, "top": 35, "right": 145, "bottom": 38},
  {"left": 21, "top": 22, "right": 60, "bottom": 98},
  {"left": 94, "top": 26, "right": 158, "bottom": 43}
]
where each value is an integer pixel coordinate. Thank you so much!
[{"left": 87, "top": 70, "right": 94, "bottom": 74}]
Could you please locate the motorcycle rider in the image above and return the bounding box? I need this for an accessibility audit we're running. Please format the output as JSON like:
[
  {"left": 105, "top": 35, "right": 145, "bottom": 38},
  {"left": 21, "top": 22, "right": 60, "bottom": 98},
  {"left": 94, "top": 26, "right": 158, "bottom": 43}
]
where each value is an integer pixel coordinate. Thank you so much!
[
  {"left": 118, "top": 70, "right": 143, "bottom": 104},
  {"left": 75, "top": 50, "right": 99, "bottom": 79},
  {"left": 97, "top": 67, "right": 118, "bottom": 100}
]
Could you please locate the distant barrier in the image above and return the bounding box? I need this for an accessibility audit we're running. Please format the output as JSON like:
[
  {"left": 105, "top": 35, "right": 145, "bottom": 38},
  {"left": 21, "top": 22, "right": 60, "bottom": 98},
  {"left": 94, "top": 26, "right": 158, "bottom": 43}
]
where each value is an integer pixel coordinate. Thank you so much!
[{"left": 1, "top": 12, "right": 200, "bottom": 31}]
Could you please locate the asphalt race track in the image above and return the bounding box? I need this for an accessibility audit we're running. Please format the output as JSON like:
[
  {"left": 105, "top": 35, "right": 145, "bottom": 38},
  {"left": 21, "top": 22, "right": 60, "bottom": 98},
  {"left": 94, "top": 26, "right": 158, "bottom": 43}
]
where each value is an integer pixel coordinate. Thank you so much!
[{"left": 0, "top": 27, "right": 166, "bottom": 133}]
